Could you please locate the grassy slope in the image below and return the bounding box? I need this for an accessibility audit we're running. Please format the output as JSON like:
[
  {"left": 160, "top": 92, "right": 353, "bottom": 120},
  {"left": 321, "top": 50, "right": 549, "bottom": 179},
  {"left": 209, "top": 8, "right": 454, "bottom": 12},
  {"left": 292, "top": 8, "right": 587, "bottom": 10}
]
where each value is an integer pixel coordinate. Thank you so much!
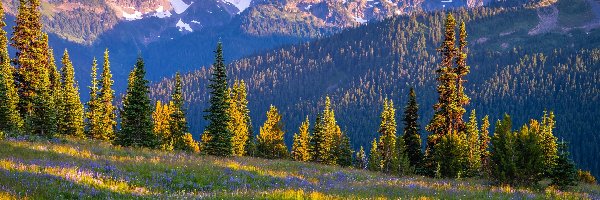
[{"left": 0, "top": 137, "right": 598, "bottom": 199}]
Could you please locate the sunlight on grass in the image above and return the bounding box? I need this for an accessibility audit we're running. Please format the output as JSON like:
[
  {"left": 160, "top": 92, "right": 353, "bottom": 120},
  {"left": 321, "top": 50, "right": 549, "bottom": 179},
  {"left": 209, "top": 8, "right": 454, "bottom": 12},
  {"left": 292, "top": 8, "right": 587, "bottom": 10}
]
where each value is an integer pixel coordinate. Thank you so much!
[{"left": 0, "top": 158, "right": 151, "bottom": 196}]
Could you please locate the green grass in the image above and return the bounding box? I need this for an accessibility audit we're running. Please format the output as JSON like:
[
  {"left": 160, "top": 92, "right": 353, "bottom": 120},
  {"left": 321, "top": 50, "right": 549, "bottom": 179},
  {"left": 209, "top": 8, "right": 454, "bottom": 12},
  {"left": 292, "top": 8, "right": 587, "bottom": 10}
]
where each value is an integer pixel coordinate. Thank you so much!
[{"left": 0, "top": 137, "right": 598, "bottom": 199}]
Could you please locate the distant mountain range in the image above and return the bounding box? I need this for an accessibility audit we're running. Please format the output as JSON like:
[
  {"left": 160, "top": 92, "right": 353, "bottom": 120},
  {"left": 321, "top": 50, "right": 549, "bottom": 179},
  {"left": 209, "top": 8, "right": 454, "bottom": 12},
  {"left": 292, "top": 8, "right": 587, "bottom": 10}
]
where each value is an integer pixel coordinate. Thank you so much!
[{"left": 0, "top": 0, "right": 489, "bottom": 95}]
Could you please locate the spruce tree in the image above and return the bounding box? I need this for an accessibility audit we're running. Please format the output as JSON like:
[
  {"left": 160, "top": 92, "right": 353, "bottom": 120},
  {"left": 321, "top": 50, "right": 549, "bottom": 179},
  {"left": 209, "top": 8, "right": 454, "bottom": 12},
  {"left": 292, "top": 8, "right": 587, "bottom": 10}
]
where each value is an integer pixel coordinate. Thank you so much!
[
  {"left": 85, "top": 58, "right": 103, "bottom": 139},
  {"left": 465, "top": 110, "right": 481, "bottom": 177},
  {"left": 99, "top": 49, "right": 116, "bottom": 140},
  {"left": 309, "top": 97, "right": 342, "bottom": 165},
  {"left": 402, "top": 88, "right": 422, "bottom": 169},
  {"left": 58, "top": 50, "right": 84, "bottom": 137},
  {"left": 0, "top": 0, "right": 23, "bottom": 133},
  {"left": 551, "top": 140, "right": 578, "bottom": 190},
  {"left": 490, "top": 114, "right": 517, "bottom": 185},
  {"left": 368, "top": 138, "right": 382, "bottom": 171},
  {"left": 292, "top": 117, "right": 311, "bottom": 161},
  {"left": 203, "top": 42, "right": 233, "bottom": 156},
  {"left": 539, "top": 111, "right": 558, "bottom": 176},
  {"left": 354, "top": 146, "right": 367, "bottom": 169},
  {"left": 337, "top": 132, "right": 353, "bottom": 167},
  {"left": 116, "top": 57, "right": 158, "bottom": 148},
  {"left": 479, "top": 115, "right": 491, "bottom": 174},
  {"left": 153, "top": 100, "right": 172, "bottom": 150},
  {"left": 392, "top": 136, "right": 412, "bottom": 175},
  {"left": 256, "top": 105, "right": 288, "bottom": 159},
  {"left": 229, "top": 80, "right": 251, "bottom": 156},
  {"left": 425, "top": 14, "right": 472, "bottom": 178},
  {"left": 378, "top": 98, "right": 397, "bottom": 173},
  {"left": 170, "top": 73, "right": 195, "bottom": 152}
]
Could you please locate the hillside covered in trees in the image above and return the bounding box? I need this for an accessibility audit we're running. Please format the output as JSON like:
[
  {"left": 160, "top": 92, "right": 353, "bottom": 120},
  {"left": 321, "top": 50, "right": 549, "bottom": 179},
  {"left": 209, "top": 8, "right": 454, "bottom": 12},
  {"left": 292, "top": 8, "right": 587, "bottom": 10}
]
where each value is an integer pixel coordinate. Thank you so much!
[{"left": 150, "top": 0, "right": 600, "bottom": 178}]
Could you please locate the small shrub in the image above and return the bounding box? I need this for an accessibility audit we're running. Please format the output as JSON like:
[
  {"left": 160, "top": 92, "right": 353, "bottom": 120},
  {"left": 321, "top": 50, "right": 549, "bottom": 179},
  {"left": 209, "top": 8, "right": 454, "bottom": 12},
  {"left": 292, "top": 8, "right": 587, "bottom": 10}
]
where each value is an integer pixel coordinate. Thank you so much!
[
  {"left": 578, "top": 170, "right": 597, "bottom": 184},
  {"left": 0, "top": 131, "right": 4, "bottom": 140}
]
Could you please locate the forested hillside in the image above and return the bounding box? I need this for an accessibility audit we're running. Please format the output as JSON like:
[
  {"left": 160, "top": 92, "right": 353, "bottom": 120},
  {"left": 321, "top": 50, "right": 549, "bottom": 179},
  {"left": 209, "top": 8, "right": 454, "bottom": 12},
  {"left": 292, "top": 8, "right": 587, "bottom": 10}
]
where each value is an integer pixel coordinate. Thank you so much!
[{"left": 150, "top": 0, "right": 600, "bottom": 177}]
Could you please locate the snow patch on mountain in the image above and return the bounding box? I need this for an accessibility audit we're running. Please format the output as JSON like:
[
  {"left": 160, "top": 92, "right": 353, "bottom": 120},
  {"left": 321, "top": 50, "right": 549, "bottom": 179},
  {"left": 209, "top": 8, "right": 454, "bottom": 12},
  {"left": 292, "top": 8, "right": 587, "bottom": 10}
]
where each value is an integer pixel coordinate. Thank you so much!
[
  {"left": 224, "top": 0, "right": 252, "bottom": 14},
  {"left": 123, "top": 10, "right": 143, "bottom": 21},
  {"left": 152, "top": 6, "right": 173, "bottom": 18},
  {"left": 176, "top": 19, "right": 193, "bottom": 32},
  {"left": 170, "top": 0, "right": 193, "bottom": 14}
]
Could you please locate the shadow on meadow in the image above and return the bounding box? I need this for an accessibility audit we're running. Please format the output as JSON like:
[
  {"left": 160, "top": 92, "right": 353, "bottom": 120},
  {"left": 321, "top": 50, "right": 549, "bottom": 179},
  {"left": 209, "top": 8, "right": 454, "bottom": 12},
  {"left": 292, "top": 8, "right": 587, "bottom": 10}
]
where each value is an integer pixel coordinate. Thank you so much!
[{"left": 1, "top": 139, "right": 598, "bottom": 199}]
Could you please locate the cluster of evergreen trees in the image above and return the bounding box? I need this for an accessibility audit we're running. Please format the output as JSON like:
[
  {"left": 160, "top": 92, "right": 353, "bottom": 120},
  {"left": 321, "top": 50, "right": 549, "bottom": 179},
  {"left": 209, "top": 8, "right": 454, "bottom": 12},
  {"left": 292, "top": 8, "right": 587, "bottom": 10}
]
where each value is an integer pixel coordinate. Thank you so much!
[
  {"left": 0, "top": 1, "right": 595, "bottom": 189},
  {"left": 0, "top": 0, "right": 197, "bottom": 153}
]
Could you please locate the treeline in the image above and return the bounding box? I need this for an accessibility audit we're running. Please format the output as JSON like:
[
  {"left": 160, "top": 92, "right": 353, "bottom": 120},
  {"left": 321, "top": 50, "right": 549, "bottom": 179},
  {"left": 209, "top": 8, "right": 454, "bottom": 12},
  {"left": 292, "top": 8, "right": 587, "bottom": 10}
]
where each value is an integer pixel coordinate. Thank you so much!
[{"left": 150, "top": 1, "right": 600, "bottom": 178}]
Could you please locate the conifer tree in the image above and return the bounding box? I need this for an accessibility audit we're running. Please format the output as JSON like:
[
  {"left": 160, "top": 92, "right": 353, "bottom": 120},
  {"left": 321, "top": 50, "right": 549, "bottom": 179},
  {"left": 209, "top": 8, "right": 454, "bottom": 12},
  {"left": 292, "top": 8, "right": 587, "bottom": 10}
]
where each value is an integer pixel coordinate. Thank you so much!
[
  {"left": 170, "top": 73, "right": 195, "bottom": 152},
  {"left": 540, "top": 111, "right": 558, "bottom": 175},
  {"left": 292, "top": 117, "right": 311, "bottom": 161},
  {"left": 490, "top": 114, "right": 517, "bottom": 185},
  {"left": 0, "top": 0, "right": 22, "bottom": 133},
  {"left": 402, "top": 88, "right": 422, "bottom": 169},
  {"left": 479, "top": 115, "right": 491, "bottom": 173},
  {"left": 256, "top": 105, "right": 288, "bottom": 159},
  {"left": 11, "top": 0, "right": 56, "bottom": 137},
  {"left": 203, "top": 42, "right": 233, "bottom": 156},
  {"left": 392, "top": 136, "right": 411, "bottom": 175},
  {"left": 551, "top": 140, "right": 578, "bottom": 190},
  {"left": 425, "top": 14, "right": 472, "bottom": 178},
  {"left": 368, "top": 138, "right": 382, "bottom": 171},
  {"left": 116, "top": 57, "right": 158, "bottom": 148},
  {"left": 309, "top": 97, "right": 342, "bottom": 165},
  {"left": 378, "top": 98, "right": 397, "bottom": 173},
  {"left": 465, "top": 110, "right": 481, "bottom": 177},
  {"left": 229, "top": 80, "right": 251, "bottom": 156},
  {"left": 355, "top": 146, "right": 367, "bottom": 169},
  {"left": 85, "top": 58, "right": 103, "bottom": 139},
  {"left": 58, "top": 50, "right": 84, "bottom": 137},
  {"left": 337, "top": 132, "right": 353, "bottom": 167},
  {"left": 99, "top": 49, "right": 116, "bottom": 140},
  {"left": 153, "top": 100, "right": 172, "bottom": 150}
]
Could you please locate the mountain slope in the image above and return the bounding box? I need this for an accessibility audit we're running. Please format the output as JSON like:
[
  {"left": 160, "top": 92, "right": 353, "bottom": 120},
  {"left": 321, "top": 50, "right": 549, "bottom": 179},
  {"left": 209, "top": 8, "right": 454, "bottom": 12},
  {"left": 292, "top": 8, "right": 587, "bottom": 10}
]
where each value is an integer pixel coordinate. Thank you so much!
[
  {"left": 1, "top": 137, "right": 598, "bottom": 198},
  {"left": 150, "top": 0, "right": 600, "bottom": 178}
]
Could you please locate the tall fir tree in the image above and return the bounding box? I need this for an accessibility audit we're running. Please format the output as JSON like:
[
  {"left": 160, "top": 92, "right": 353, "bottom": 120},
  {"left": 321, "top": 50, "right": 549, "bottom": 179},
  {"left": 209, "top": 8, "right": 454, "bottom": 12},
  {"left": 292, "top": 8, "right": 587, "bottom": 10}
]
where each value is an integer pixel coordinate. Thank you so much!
[
  {"left": 256, "top": 105, "right": 288, "bottom": 159},
  {"left": 58, "top": 50, "right": 84, "bottom": 137},
  {"left": 465, "top": 110, "right": 481, "bottom": 177},
  {"left": 229, "top": 80, "right": 251, "bottom": 156},
  {"left": 402, "top": 88, "right": 422, "bottom": 169},
  {"left": 479, "top": 115, "right": 491, "bottom": 174},
  {"left": 551, "top": 140, "right": 578, "bottom": 190},
  {"left": 203, "top": 42, "right": 233, "bottom": 156},
  {"left": 99, "top": 49, "right": 116, "bottom": 140},
  {"left": 153, "top": 100, "right": 172, "bottom": 150},
  {"left": 0, "top": 0, "right": 23, "bottom": 133},
  {"left": 85, "top": 58, "right": 103, "bottom": 139},
  {"left": 425, "top": 14, "right": 471, "bottom": 178},
  {"left": 116, "top": 57, "right": 158, "bottom": 148},
  {"left": 11, "top": 0, "right": 56, "bottom": 137},
  {"left": 309, "top": 96, "right": 342, "bottom": 165},
  {"left": 292, "top": 117, "right": 311, "bottom": 161},
  {"left": 539, "top": 111, "right": 558, "bottom": 176},
  {"left": 378, "top": 98, "right": 397, "bottom": 173},
  {"left": 170, "top": 72, "right": 196, "bottom": 152}
]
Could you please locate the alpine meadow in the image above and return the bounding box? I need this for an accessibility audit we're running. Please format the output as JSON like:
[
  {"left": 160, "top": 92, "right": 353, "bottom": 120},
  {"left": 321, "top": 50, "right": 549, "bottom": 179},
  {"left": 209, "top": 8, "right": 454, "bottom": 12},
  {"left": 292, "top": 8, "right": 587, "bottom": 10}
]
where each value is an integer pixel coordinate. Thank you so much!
[{"left": 0, "top": 0, "right": 599, "bottom": 199}]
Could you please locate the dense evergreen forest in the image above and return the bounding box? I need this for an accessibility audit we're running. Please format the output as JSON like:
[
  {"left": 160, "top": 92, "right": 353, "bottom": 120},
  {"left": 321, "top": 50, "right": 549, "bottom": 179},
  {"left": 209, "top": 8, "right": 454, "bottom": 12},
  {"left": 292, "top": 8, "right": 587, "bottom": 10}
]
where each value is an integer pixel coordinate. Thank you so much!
[{"left": 150, "top": 0, "right": 600, "bottom": 178}]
